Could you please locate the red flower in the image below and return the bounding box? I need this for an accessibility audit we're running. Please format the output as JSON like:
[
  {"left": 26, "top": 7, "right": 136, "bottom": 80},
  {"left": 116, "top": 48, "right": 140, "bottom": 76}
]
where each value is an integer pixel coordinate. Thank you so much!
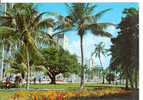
[
  {"left": 57, "top": 95, "right": 62, "bottom": 100},
  {"left": 15, "top": 94, "right": 20, "bottom": 98},
  {"left": 77, "top": 93, "right": 81, "bottom": 97},
  {"left": 42, "top": 96, "right": 47, "bottom": 100}
]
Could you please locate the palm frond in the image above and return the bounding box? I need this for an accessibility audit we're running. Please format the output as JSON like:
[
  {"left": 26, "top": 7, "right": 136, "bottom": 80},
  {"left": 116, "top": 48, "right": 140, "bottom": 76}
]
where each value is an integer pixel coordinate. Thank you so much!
[
  {"left": 0, "top": 26, "right": 15, "bottom": 38},
  {"left": 86, "top": 4, "right": 97, "bottom": 15},
  {"left": 94, "top": 8, "right": 112, "bottom": 21},
  {"left": 37, "top": 18, "right": 55, "bottom": 29},
  {"left": 32, "top": 12, "right": 47, "bottom": 26},
  {"left": 88, "top": 23, "right": 113, "bottom": 37}
]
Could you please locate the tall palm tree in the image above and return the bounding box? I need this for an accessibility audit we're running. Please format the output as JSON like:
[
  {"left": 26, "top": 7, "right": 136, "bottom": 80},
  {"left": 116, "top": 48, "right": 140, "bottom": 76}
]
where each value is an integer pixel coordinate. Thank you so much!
[
  {"left": 91, "top": 42, "right": 107, "bottom": 68},
  {"left": 0, "top": 3, "right": 55, "bottom": 89},
  {"left": 63, "top": 3, "right": 113, "bottom": 88},
  {"left": 91, "top": 42, "right": 108, "bottom": 84}
]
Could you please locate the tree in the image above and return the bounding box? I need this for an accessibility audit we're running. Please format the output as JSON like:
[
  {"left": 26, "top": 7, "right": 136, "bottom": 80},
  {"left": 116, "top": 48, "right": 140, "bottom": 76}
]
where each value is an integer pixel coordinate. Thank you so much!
[
  {"left": 63, "top": 3, "right": 113, "bottom": 89},
  {"left": 106, "top": 73, "right": 115, "bottom": 84},
  {"left": 38, "top": 48, "right": 80, "bottom": 84},
  {"left": 91, "top": 42, "right": 108, "bottom": 84},
  {"left": 110, "top": 8, "right": 139, "bottom": 89},
  {"left": 0, "top": 3, "right": 55, "bottom": 89}
]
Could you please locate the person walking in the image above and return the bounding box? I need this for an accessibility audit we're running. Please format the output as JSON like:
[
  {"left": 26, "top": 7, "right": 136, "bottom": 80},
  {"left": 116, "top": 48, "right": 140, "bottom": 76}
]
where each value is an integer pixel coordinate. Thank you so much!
[
  {"left": 34, "top": 77, "right": 36, "bottom": 84},
  {"left": 39, "top": 77, "right": 41, "bottom": 84},
  {"left": 6, "top": 77, "right": 10, "bottom": 89},
  {"left": 19, "top": 78, "right": 22, "bottom": 88}
]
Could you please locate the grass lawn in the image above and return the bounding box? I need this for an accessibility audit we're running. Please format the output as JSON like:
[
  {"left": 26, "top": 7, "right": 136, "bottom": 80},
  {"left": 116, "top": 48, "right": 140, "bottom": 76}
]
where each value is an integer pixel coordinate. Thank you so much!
[{"left": 26, "top": 83, "right": 125, "bottom": 91}]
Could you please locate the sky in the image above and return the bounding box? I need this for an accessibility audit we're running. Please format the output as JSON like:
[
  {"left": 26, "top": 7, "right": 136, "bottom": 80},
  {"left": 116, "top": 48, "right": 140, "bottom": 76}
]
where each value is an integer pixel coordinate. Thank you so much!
[{"left": 36, "top": 3, "right": 138, "bottom": 69}]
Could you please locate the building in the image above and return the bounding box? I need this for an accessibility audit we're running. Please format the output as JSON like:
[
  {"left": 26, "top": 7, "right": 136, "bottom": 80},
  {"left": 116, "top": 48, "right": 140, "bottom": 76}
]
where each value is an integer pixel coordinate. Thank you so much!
[
  {"left": 47, "top": 27, "right": 69, "bottom": 50},
  {"left": 0, "top": 4, "right": 6, "bottom": 16},
  {"left": 89, "top": 55, "right": 96, "bottom": 69},
  {"left": 0, "top": 3, "right": 13, "bottom": 80},
  {"left": 56, "top": 34, "right": 69, "bottom": 50},
  {"left": 0, "top": 4, "right": 13, "bottom": 16}
]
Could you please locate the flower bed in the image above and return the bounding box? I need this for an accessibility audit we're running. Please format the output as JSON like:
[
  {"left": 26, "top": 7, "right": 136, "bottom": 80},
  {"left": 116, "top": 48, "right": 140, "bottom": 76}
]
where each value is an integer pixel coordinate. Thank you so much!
[{"left": 8, "top": 88, "right": 132, "bottom": 100}]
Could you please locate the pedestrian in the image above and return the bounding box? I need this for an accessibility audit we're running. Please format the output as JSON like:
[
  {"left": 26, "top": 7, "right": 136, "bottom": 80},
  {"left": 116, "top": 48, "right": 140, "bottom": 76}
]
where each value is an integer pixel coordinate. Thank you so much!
[
  {"left": 19, "top": 78, "right": 22, "bottom": 88},
  {"left": 34, "top": 77, "right": 36, "bottom": 84},
  {"left": 6, "top": 77, "right": 10, "bottom": 89},
  {"left": 39, "top": 77, "right": 41, "bottom": 84}
]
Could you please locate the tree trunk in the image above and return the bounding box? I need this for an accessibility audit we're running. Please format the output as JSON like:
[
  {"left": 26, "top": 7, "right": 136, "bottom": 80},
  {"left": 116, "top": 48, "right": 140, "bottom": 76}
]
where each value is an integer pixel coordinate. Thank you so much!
[
  {"left": 102, "top": 74, "right": 105, "bottom": 84},
  {"left": 26, "top": 46, "right": 30, "bottom": 90},
  {"left": 80, "top": 35, "right": 84, "bottom": 89},
  {"left": 119, "top": 72, "right": 122, "bottom": 85},
  {"left": 30, "top": 66, "right": 32, "bottom": 84},
  {"left": 1, "top": 43, "right": 4, "bottom": 80},
  {"left": 50, "top": 76, "right": 56, "bottom": 84},
  {"left": 109, "top": 80, "right": 111, "bottom": 84},
  {"left": 135, "top": 69, "right": 138, "bottom": 88},
  {"left": 125, "top": 77, "right": 129, "bottom": 90},
  {"left": 99, "top": 57, "right": 104, "bottom": 83},
  {"left": 129, "top": 73, "right": 134, "bottom": 88},
  {"left": 115, "top": 71, "right": 118, "bottom": 85}
]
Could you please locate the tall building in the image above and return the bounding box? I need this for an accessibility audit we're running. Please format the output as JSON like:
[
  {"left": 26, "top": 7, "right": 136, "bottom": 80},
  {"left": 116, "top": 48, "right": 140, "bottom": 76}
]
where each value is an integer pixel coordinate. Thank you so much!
[
  {"left": 0, "top": 3, "right": 13, "bottom": 80},
  {"left": 89, "top": 55, "right": 96, "bottom": 69},
  {"left": 0, "top": 3, "right": 13, "bottom": 16},
  {"left": 56, "top": 34, "right": 68, "bottom": 50},
  {"left": 0, "top": 4, "right": 6, "bottom": 16},
  {"left": 47, "top": 27, "right": 69, "bottom": 50}
]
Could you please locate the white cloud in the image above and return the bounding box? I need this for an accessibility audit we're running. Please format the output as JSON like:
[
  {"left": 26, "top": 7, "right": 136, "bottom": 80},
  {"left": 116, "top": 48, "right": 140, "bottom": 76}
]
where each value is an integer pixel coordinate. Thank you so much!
[{"left": 106, "top": 25, "right": 116, "bottom": 34}]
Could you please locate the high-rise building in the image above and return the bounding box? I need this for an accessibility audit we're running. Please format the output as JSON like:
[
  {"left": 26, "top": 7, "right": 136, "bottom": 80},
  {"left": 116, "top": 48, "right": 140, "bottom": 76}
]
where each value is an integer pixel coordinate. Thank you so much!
[
  {"left": 0, "top": 3, "right": 13, "bottom": 16},
  {"left": 0, "top": 4, "right": 6, "bottom": 16},
  {"left": 0, "top": 3, "right": 13, "bottom": 80},
  {"left": 47, "top": 27, "right": 69, "bottom": 50},
  {"left": 89, "top": 55, "right": 96, "bottom": 69},
  {"left": 56, "top": 34, "right": 68, "bottom": 50}
]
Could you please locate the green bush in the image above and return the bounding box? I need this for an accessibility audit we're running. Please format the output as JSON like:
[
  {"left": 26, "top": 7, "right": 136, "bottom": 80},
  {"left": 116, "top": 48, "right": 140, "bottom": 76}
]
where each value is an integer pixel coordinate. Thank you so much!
[
  {"left": 0, "top": 81, "right": 16, "bottom": 89},
  {"left": 0, "top": 81, "right": 6, "bottom": 89}
]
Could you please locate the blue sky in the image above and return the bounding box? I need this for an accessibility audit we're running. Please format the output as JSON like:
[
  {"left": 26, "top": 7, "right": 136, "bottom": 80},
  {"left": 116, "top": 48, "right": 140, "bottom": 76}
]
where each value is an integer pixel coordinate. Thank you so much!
[{"left": 36, "top": 3, "right": 138, "bottom": 69}]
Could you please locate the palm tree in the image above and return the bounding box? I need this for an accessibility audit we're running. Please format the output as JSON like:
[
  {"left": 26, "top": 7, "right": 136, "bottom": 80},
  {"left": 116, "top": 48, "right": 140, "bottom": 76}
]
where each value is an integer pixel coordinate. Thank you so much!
[
  {"left": 0, "top": 3, "right": 55, "bottom": 89},
  {"left": 91, "top": 42, "right": 108, "bottom": 84},
  {"left": 91, "top": 42, "right": 107, "bottom": 68},
  {"left": 63, "top": 3, "right": 113, "bottom": 89}
]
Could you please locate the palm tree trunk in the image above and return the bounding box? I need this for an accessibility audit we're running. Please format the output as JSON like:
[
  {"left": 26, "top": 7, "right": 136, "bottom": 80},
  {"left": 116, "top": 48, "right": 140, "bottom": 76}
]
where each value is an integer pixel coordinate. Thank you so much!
[
  {"left": 99, "top": 57, "right": 104, "bottom": 84},
  {"left": 26, "top": 45, "right": 30, "bottom": 90},
  {"left": 1, "top": 43, "right": 4, "bottom": 80},
  {"left": 80, "top": 35, "right": 84, "bottom": 89},
  {"left": 30, "top": 66, "right": 32, "bottom": 84},
  {"left": 135, "top": 69, "right": 138, "bottom": 88}
]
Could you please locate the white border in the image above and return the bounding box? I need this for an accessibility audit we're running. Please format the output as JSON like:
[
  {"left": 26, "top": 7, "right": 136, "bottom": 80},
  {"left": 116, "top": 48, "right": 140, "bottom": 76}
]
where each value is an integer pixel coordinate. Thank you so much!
[
  {"left": 139, "top": 2, "right": 143, "bottom": 100},
  {"left": 0, "top": 0, "right": 142, "bottom": 100},
  {"left": 0, "top": 0, "right": 141, "bottom": 3}
]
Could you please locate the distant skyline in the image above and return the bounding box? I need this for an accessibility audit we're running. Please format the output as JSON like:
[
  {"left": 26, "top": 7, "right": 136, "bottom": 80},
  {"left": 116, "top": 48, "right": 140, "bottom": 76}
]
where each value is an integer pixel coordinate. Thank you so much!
[{"left": 36, "top": 3, "right": 138, "bottom": 68}]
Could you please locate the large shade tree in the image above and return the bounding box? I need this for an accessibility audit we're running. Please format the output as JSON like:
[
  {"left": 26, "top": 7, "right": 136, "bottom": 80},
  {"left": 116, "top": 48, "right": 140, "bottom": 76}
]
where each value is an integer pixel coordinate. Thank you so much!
[{"left": 38, "top": 48, "right": 80, "bottom": 84}]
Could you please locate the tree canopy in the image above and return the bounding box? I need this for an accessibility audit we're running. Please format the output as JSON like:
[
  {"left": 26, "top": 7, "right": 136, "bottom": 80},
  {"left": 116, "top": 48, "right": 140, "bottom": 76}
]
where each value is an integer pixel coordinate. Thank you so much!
[
  {"left": 39, "top": 48, "right": 80, "bottom": 84},
  {"left": 110, "top": 8, "right": 139, "bottom": 89}
]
